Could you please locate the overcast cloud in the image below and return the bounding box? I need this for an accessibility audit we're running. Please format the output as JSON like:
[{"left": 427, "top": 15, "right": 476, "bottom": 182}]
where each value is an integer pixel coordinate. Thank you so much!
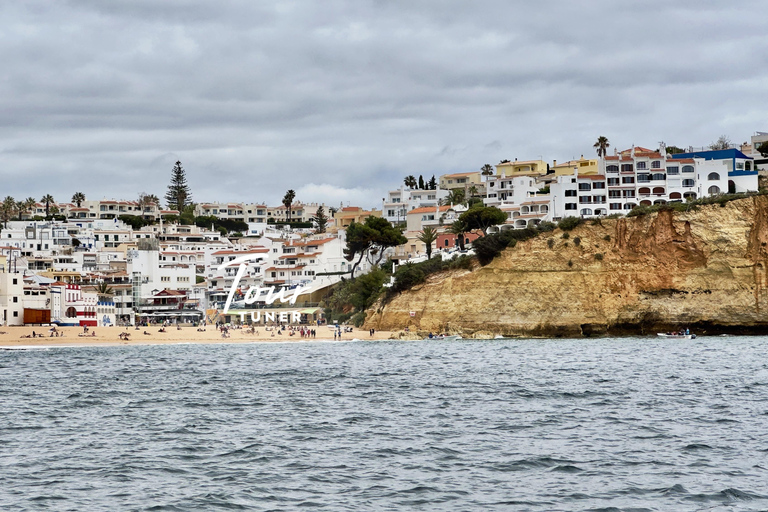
[{"left": 1, "top": 0, "right": 766, "bottom": 209}]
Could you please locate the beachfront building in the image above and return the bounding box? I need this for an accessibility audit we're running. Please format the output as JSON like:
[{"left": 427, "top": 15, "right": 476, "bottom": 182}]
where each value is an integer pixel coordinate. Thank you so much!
[
  {"left": 0, "top": 255, "right": 24, "bottom": 326},
  {"left": 49, "top": 283, "right": 99, "bottom": 327},
  {"left": 205, "top": 247, "right": 270, "bottom": 308},
  {"left": 382, "top": 186, "right": 449, "bottom": 225}
]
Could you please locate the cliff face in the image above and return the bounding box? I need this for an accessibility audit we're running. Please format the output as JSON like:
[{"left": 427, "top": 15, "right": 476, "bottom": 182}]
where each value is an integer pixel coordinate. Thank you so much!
[{"left": 366, "top": 196, "right": 768, "bottom": 336}]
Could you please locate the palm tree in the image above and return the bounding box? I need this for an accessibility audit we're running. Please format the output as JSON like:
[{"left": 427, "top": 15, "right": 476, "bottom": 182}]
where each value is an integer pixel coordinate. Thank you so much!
[
  {"left": 20, "top": 197, "right": 36, "bottom": 219},
  {"left": 282, "top": 189, "right": 296, "bottom": 222},
  {"left": 40, "top": 194, "right": 55, "bottom": 219},
  {"left": 404, "top": 175, "right": 417, "bottom": 189},
  {"left": 95, "top": 281, "right": 114, "bottom": 301},
  {"left": 441, "top": 188, "right": 466, "bottom": 206},
  {"left": 480, "top": 164, "right": 494, "bottom": 176},
  {"left": 1, "top": 196, "right": 15, "bottom": 227},
  {"left": 71, "top": 192, "right": 86, "bottom": 207},
  {"left": 417, "top": 226, "right": 439, "bottom": 260},
  {"left": 447, "top": 219, "right": 468, "bottom": 250},
  {"left": 468, "top": 185, "right": 479, "bottom": 198},
  {"left": 594, "top": 136, "right": 610, "bottom": 158}
]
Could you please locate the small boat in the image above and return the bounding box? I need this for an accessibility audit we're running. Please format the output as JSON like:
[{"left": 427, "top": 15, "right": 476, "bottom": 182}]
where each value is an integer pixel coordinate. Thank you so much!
[
  {"left": 424, "top": 334, "right": 462, "bottom": 341},
  {"left": 657, "top": 332, "right": 696, "bottom": 339}
]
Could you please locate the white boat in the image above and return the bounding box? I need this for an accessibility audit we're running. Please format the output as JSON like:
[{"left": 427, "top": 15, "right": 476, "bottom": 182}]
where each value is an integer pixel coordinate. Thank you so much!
[
  {"left": 657, "top": 332, "right": 696, "bottom": 339},
  {"left": 424, "top": 334, "right": 462, "bottom": 341}
]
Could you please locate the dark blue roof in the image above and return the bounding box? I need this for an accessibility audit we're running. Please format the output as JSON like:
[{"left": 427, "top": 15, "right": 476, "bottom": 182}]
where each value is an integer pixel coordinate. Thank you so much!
[{"left": 671, "top": 148, "right": 752, "bottom": 161}]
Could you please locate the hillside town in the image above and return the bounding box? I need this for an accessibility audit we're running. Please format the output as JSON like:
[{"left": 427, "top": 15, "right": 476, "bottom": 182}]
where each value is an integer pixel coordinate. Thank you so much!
[{"left": 2, "top": 133, "right": 767, "bottom": 329}]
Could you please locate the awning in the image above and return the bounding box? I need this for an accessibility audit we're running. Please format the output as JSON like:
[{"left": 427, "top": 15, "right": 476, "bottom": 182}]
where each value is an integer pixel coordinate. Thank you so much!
[{"left": 299, "top": 308, "right": 321, "bottom": 314}]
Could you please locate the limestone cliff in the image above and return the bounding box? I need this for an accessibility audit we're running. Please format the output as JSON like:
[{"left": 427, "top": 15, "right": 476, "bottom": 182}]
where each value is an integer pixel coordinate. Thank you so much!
[{"left": 366, "top": 196, "right": 768, "bottom": 337}]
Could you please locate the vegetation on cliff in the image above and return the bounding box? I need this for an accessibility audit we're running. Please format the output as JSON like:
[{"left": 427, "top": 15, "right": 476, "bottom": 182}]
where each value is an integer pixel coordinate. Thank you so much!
[{"left": 365, "top": 195, "right": 768, "bottom": 337}]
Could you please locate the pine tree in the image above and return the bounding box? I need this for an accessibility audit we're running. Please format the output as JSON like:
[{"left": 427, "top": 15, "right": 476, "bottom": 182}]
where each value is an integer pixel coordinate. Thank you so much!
[
  {"left": 165, "top": 161, "right": 192, "bottom": 211},
  {"left": 312, "top": 205, "right": 329, "bottom": 233},
  {"left": 418, "top": 175, "right": 425, "bottom": 190},
  {"left": 428, "top": 175, "right": 437, "bottom": 190}
]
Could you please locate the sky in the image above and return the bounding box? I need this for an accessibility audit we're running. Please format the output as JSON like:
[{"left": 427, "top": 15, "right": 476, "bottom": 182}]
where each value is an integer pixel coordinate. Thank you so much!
[{"left": 1, "top": 0, "right": 767, "bottom": 210}]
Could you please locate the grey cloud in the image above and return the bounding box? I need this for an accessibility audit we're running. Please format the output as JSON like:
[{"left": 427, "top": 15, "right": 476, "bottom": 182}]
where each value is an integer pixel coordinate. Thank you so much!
[{"left": 0, "top": 0, "right": 766, "bottom": 208}]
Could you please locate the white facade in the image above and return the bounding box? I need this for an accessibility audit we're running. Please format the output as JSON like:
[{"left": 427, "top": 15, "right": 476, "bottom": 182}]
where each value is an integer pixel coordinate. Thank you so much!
[{"left": 382, "top": 186, "right": 449, "bottom": 225}]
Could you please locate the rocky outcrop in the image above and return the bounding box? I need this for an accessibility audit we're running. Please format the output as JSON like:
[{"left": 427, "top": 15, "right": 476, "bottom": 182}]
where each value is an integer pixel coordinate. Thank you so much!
[{"left": 366, "top": 196, "right": 768, "bottom": 336}]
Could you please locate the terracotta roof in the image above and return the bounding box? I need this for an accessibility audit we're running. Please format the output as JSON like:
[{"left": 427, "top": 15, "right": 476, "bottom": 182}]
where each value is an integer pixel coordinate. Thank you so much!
[
  {"left": 211, "top": 249, "right": 269, "bottom": 256},
  {"left": 442, "top": 171, "right": 479, "bottom": 178},
  {"left": 407, "top": 205, "right": 451, "bottom": 215}
]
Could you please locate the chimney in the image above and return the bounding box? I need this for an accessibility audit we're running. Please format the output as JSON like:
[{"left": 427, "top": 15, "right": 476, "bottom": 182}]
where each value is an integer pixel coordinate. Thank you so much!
[{"left": 553, "top": 159, "right": 557, "bottom": 166}]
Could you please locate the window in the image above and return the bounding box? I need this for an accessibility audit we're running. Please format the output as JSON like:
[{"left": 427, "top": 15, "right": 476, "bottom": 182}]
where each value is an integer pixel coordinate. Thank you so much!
[
  {"left": 607, "top": 178, "right": 620, "bottom": 186},
  {"left": 12, "top": 278, "right": 17, "bottom": 285},
  {"left": 622, "top": 177, "right": 635, "bottom": 184},
  {"left": 161, "top": 276, "right": 170, "bottom": 282},
  {"left": 637, "top": 174, "right": 650, "bottom": 183},
  {"left": 736, "top": 162, "right": 744, "bottom": 170},
  {"left": 667, "top": 166, "right": 679, "bottom": 175},
  {"left": 610, "top": 203, "right": 622, "bottom": 210},
  {"left": 621, "top": 164, "right": 633, "bottom": 172},
  {"left": 13, "top": 311, "right": 18, "bottom": 317},
  {"left": 564, "top": 190, "right": 577, "bottom": 197},
  {"left": 708, "top": 186, "right": 721, "bottom": 195},
  {"left": 609, "top": 190, "right": 622, "bottom": 198},
  {"left": 746, "top": 162, "right": 752, "bottom": 171},
  {"left": 683, "top": 179, "right": 695, "bottom": 187},
  {"left": 580, "top": 208, "right": 592, "bottom": 216},
  {"left": 593, "top": 195, "right": 606, "bottom": 203},
  {"left": 565, "top": 203, "right": 577, "bottom": 210},
  {"left": 606, "top": 165, "right": 619, "bottom": 173},
  {"left": 579, "top": 183, "right": 591, "bottom": 191},
  {"left": 637, "top": 161, "right": 647, "bottom": 170},
  {"left": 13, "top": 296, "right": 18, "bottom": 303},
  {"left": 593, "top": 182, "right": 605, "bottom": 189},
  {"left": 682, "top": 165, "right": 694, "bottom": 173},
  {"left": 624, "top": 203, "right": 636, "bottom": 210},
  {"left": 651, "top": 173, "right": 666, "bottom": 181},
  {"left": 579, "top": 197, "right": 592, "bottom": 204},
  {"left": 708, "top": 172, "right": 720, "bottom": 181},
  {"left": 623, "top": 190, "right": 636, "bottom": 198},
  {"left": 651, "top": 161, "right": 661, "bottom": 169}
]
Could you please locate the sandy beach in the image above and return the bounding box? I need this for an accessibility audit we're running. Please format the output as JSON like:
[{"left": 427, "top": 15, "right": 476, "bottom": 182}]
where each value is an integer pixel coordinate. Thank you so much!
[{"left": 0, "top": 325, "right": 397, "bottom": 348}]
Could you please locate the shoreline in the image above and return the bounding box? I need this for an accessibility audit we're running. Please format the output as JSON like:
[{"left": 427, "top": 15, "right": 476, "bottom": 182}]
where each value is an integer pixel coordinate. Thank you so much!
[{"left": 0, "top": 325, "right": 396, "bottom": 348}]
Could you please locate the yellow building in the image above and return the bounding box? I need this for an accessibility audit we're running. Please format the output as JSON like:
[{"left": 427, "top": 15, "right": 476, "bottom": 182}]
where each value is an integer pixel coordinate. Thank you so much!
[
  {"left": 494, "top": 159, "right": 548, "bottom": 177},
  {"left": 439, "top": 171, "right": 484, "bottom": 190},
  {"left": 333, "top": 207, "right": 383, "bottom": 229},
  {"left": 551, "top": 156, "right": 599, "bottom": 176}
]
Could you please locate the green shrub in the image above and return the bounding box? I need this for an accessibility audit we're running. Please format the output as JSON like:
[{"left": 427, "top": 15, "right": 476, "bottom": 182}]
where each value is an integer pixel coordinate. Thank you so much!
[
  {"left": 352, "top": 311, "right": 367, "bottom": 327},
  {"left": 573, "top": 236, "right": 581, "bottom": 246},
  {"left": 562, "top": 232, "right": 570, "bottom": 239},
  {"left": 558, "top": 216, "right": 582, "bottom": 231},
  {"left": 547, "top": 238, "right": 555, "bottom": 249},
  {"left": 567, "top": 259, "right": 573, "bottom": 267},
  {"left": 538, "top": 221, "right": 556, "bottom": 232},
  {"left": 594, "top": 253, "right": 604, "bottom": 261},
  {"left": 605, "top": 213, "right": 623, "bottom": 219},
  {"left": 603, "top": 235, "right": 611, "bottom": 242}
]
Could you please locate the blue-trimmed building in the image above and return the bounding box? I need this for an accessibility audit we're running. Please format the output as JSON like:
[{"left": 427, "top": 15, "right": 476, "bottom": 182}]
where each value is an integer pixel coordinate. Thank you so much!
[{"left": 671, "top": 149, "right": 758, "bottom": 195}]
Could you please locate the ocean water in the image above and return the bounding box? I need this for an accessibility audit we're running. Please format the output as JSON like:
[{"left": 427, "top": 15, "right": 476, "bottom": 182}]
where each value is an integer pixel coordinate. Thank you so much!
[{"left": 1, "top": 336, "right": 768, "bottom": 511}]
